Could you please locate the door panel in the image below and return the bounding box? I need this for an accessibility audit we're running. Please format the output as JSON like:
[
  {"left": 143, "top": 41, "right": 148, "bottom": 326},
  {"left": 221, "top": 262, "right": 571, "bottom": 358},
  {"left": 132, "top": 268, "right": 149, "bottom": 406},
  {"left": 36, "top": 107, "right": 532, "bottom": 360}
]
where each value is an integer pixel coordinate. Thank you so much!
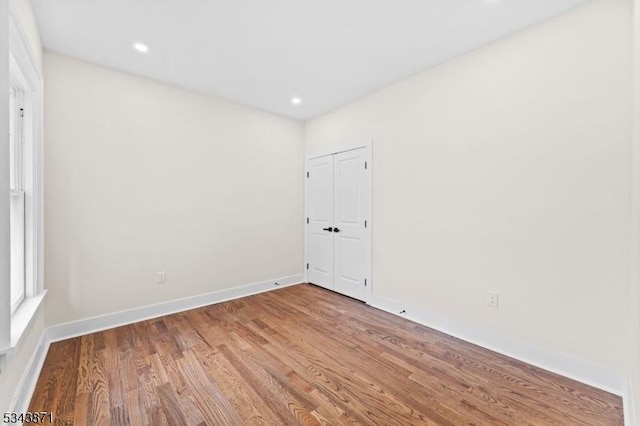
[
  {"left": 336, "top": 236, "right": 359, "bottom": 283},
  {"left": 334, "top": 149, "right": 368, "bottom": 301},
  {"left": 306, "top": 156, "right": 334, "bottom": 289},
  {"left": 336, "top": 157, "right": 360, "bottom": 224}
]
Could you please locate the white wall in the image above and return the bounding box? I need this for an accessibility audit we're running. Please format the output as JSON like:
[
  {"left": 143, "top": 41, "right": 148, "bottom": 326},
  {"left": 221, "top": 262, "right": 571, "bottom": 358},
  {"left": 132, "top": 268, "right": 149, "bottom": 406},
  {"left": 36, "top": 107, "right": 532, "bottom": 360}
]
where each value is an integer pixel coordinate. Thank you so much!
[
  {"left": 306, "top": 0, "right": 632, "bottom": 374},
  {"left": 0, "top": 0, "right": 45, "bottom": 413},
  {"left": 44, "top": 53, "right": 304, "bottom": 326}
]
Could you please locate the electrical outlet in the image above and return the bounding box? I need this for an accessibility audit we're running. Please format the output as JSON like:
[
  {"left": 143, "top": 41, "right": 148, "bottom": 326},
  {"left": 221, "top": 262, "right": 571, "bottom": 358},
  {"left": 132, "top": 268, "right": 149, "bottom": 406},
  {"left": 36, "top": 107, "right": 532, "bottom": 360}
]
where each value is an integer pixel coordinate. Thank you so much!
[
  {"left": 487, "top": 291, "right": 499, "bottom": 308},
  {"left": 157, "top": 271, "right": 166, "bottom": 285}
]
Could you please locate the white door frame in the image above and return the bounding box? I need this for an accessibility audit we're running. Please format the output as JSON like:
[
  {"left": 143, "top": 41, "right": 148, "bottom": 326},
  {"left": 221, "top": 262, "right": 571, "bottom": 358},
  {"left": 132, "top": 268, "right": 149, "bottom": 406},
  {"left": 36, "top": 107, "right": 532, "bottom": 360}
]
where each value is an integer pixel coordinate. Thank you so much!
[{"left": 304, "top": 139, "right": 372, "bottom": 303}]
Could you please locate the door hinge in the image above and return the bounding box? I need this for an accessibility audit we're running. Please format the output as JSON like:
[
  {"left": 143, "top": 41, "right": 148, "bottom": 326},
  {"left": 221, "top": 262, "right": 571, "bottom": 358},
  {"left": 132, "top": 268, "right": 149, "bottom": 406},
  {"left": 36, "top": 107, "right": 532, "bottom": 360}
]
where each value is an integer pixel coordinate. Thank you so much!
[
  {"left": 364, "top": 278, "right": 367, "bottom": 287},
  {"left": 364, "top": 161, "right": 367, "bottom": 170},
  {"left": 306, "top": 263, "right": 309, "bottom": 270},
  {"left": 307, "top": 217, "right": 309, "bottom": 224},
  {"left": 364, "top": 220, "right": 367, "bottom": 228},
  {"left": 307, "top": 172, "right": 310, "bottom": 178},
  {"left": 19, "top": 108, "right": 24, "bottom": 118}
]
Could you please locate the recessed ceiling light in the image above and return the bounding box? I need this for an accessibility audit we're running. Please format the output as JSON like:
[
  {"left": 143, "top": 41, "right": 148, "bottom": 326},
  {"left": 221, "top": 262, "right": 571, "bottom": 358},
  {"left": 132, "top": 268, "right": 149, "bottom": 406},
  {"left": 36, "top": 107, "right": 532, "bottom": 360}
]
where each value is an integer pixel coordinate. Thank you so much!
[
  {"left": 291, "top": 97, "right": 302, "bottom": 105},
  {"left": 133, "top": 42, "right": 149, "bottom": 53}
]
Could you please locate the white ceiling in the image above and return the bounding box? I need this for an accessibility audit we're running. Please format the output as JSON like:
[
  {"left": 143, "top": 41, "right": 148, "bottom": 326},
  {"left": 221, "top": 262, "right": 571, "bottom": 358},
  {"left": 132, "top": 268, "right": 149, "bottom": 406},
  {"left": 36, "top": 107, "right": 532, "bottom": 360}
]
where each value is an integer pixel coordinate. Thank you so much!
[{"left": 32, "top": 0, "right": 586, "bottom": 120}]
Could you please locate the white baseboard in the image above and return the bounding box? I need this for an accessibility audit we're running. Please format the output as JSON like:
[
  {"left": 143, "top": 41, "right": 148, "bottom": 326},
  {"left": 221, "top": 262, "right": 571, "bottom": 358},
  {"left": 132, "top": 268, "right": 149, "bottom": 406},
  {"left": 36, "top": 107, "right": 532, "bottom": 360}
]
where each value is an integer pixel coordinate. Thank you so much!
[
  {"left": 8, "top": 331, "right": 50, "bottom": 414},
  {"left": 10, "top": 275, "right": 302, "bottom": 413},
  {"left": 47, "top": 274, "right": 303, "bottom": 342},
  {"left": 624, "top": 377, "right": 635, "bottom": 426},
  {"left": 368, "top": 295, "right": 628, "bottom": 397},
  {"left": 8, "top": 275, "right": 303, "bottom": 415},
  {"left": 10, "top": 280, "right": 633, "bottom": 425}
]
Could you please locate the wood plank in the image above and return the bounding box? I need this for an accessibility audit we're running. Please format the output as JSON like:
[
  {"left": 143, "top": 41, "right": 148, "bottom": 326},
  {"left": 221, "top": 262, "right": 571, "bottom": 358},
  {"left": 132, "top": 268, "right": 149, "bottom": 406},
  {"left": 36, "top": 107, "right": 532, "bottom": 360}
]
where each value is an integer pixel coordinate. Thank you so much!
[
  {"left": 155, "top": 383, "right": 188, "bottom": 426},
  {"left": 176, "top": 349, "right": 242, "bottom": 425}
]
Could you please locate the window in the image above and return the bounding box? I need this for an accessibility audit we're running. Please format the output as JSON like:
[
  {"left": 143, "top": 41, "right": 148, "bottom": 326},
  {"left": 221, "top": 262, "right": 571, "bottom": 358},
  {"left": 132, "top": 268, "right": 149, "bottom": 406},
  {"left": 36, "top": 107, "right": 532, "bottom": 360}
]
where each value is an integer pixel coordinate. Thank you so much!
[
  {"left": 0, "top": 5, "right": 45, "bottom": 353},
  {"left": 9, "top": 85, "right": 26, "bottom": 314}
]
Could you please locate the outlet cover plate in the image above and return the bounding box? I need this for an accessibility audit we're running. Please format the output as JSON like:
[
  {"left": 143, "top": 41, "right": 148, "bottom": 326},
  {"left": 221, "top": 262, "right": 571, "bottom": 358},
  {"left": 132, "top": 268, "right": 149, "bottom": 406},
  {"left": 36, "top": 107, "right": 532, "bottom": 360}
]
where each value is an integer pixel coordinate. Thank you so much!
[{"left": 488, "top": 291, "right": 499, "bottom": 308}]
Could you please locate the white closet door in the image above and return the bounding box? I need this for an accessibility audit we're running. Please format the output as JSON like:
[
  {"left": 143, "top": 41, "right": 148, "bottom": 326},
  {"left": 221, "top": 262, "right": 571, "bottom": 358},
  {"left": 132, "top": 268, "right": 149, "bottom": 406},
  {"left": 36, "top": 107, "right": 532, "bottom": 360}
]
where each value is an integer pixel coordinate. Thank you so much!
[
  {"left": 333, "top": 148, "right": 368, "bottom": 301},
  {"left": 306, "top": 155, "right": 335, "bottom": 289}
]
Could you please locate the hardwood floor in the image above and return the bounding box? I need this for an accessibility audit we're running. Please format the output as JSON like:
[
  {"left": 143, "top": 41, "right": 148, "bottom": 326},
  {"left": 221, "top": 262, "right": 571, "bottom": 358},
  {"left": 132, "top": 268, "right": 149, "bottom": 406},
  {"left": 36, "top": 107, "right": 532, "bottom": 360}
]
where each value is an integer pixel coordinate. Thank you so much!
[{"left": 29, "top": 284, "right": 624, "bottom": 425}]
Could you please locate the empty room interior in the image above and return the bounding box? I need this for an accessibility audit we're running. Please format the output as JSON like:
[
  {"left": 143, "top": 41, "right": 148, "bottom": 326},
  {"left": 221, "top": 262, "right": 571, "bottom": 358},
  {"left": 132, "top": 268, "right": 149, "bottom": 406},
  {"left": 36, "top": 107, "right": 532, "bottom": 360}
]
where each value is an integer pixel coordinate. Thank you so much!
[{"left": 3, "top": 0, "right": 640, "bottom": 424}]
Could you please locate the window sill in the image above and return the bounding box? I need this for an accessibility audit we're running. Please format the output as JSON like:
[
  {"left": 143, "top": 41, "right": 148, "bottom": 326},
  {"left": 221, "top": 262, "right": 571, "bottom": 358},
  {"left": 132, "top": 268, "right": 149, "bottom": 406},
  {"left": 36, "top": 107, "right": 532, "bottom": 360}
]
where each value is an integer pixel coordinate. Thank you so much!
[{"left": 0, "top": 290, "right": 47, "bottom": 356}]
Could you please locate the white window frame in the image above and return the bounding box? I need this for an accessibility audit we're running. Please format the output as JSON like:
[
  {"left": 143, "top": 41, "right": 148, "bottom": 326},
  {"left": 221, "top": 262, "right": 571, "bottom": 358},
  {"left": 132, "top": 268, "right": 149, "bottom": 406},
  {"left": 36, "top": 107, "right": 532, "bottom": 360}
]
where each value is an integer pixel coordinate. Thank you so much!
[
  {"left": 0, "top": 3, "right": 45, "bottom": 358},
  {"left": 9, "top": 84, "right": 26, "bottom": 314}
]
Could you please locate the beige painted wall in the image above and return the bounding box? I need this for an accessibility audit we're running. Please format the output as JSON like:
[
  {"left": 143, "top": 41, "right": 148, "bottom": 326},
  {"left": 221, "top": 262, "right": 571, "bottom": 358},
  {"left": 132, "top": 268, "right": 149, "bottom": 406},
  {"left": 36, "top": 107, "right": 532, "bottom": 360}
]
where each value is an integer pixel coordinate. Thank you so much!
[
  {"left": 44, "top": 53, "right": 304, "bottom": 326},
  {"left": 306, "top": 0, "right": 632, "bottom": 372},
  {"left": 0, "top": 0, "right": 45, "bottom": 413}
]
